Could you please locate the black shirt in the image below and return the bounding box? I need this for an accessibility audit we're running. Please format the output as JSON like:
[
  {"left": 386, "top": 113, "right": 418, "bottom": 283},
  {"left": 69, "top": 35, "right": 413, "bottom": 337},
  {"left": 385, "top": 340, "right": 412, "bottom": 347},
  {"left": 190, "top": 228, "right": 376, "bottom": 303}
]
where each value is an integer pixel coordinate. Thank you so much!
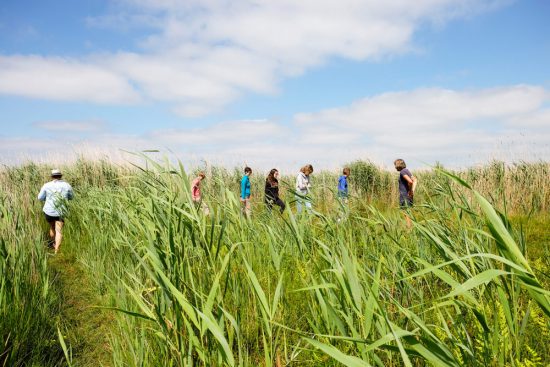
[{"left": 265, "top": 179, "right": 279, "bottom": 201}]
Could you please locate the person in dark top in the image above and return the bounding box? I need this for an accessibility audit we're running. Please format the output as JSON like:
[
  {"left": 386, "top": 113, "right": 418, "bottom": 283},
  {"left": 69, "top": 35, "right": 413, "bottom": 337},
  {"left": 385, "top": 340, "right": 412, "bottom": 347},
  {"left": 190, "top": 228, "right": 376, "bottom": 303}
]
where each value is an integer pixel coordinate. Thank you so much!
[
  {"left": 265, "top": 168, "right": 285, "bottom": 214},
  {"left": 394, "top": 159, "right": 417, "bottom": 227}
]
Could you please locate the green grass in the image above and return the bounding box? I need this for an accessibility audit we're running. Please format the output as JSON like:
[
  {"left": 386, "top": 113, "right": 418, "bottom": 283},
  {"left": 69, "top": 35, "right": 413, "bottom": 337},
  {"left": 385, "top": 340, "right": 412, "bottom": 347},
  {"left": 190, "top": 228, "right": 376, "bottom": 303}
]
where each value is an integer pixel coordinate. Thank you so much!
[
  {"left": 48, "top": 252, "right": 113, "bottom": 367},
  {"left": 1, "top": 158, "right": 549, "bottom": 366}
]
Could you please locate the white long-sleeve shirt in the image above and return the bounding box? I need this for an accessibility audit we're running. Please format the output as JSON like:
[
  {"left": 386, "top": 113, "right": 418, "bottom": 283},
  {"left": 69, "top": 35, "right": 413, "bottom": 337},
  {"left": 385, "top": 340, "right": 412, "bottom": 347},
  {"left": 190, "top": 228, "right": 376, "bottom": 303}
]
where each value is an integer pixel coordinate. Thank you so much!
[
  {"left": 37, "top": 180, "right": 74, "bottom": 217},
  {"left": 295, "top": 172, "right": 311, "bottom": 195}
]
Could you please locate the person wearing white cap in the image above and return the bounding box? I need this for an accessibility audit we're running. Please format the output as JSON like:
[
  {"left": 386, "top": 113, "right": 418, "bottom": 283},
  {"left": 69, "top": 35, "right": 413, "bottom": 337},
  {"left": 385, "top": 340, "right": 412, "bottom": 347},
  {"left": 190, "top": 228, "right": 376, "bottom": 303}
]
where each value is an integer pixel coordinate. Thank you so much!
[{"left": 37, "top": 169, "right": 74, "bottom": 254}]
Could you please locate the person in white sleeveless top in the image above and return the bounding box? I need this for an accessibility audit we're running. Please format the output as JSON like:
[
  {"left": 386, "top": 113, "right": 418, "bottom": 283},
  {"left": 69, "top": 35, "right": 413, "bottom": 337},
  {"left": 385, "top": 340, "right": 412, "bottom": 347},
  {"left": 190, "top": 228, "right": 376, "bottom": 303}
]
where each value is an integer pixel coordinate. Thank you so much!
[
  {"left": 37, "top": 169, "right": 74, "bottom": 254},
  {"left": 295, "top": 164, "right": 313, "bottom": 213}
]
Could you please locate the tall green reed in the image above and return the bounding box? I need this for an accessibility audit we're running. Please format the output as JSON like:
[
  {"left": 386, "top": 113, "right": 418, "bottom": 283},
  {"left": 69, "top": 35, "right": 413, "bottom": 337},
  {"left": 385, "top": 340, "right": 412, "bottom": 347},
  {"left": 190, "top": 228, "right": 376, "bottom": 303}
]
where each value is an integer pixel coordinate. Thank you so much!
[
  {"left": 1, "top": 158, "right": 549, "bottom": 366},
  {"left": 64, "top": 157, "right": 550, "bottom": 366}
]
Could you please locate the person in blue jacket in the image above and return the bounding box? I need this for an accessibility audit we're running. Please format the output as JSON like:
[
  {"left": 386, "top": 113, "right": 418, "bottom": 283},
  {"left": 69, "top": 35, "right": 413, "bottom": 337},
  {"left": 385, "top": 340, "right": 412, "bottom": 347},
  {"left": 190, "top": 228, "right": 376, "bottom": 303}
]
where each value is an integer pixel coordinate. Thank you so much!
[
  {"left": 240, "top": 167, "right": 252, "bottom": 217},
  {"left": 338, "top": 167, "right": 350, "bottom": 199},
  {"left": 337, "top": 167, "right": 350, "bottom": 221}
]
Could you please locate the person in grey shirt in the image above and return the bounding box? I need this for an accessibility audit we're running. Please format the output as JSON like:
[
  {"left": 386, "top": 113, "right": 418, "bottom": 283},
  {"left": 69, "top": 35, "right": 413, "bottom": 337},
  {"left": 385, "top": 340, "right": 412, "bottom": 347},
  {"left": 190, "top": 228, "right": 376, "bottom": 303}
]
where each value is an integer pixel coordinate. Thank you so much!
[{"left": 38, "top": 169, "right": 74, "bottom": 253}]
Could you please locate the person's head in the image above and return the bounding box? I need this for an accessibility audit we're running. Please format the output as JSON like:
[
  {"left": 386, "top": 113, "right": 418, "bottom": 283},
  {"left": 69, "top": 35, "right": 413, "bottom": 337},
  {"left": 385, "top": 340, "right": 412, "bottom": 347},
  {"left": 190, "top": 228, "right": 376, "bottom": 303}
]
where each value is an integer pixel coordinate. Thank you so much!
[
  {"left": 244, "top": 166, "right": 252, "bottom": 176},
  {"left": 51, "top": 169, "right": 62, "bottom": 180},
  {"left": 267, "top": 168, "right": 279, "bottom": 182},
  {"left": 300, "top": 164, "right": 314, "bottom": 176},
  {"left": 343, "top": 167, "right": 350, "bottom": 177},
  {"left": 394, "top": 159, "right": 406, "bottom": 171},
  {"left": 197, "top": 172, "right": 206, "bottom": 181}
]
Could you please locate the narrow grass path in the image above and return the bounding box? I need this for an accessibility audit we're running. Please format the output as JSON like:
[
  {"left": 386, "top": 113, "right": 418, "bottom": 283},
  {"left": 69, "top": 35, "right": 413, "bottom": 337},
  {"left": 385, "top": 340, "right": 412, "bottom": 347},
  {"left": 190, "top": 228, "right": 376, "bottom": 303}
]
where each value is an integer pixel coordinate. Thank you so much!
[{"left": 48, "top": 250, "right": 114, "bottom": 367}]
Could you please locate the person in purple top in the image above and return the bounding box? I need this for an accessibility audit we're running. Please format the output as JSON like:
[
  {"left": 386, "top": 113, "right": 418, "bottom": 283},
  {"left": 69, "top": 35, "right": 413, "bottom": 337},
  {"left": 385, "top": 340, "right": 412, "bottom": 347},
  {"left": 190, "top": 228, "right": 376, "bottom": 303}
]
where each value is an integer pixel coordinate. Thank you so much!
[{"left": 394, "top": 159, "right": 417, "bottom": 227}]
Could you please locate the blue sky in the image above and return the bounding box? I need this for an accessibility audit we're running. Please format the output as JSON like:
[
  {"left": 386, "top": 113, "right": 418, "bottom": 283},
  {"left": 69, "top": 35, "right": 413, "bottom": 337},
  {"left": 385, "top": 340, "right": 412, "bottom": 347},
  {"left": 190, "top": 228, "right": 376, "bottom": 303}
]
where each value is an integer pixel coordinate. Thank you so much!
[{"left": 0, "top": 0, "right": 549, "bottom": 170}]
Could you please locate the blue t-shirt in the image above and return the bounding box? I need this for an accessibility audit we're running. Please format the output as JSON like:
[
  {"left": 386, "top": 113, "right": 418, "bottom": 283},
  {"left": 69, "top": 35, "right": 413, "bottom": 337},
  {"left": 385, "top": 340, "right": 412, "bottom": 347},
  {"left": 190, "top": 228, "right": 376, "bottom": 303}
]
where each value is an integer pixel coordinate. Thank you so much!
[
  {"left": 241, "top": 175, "right": 251, "bottom": 199},
  {"left": 398, "top": 168, "right": 413, "bottom": 199},
  {"left": 338, "top": 175, "right": 348, "bottom": 197}
]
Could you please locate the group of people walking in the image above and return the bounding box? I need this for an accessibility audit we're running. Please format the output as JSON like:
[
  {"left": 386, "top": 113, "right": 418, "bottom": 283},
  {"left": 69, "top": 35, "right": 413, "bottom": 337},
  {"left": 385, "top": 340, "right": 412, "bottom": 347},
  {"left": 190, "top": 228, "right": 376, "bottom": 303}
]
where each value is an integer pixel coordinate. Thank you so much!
[
  {"left": 190, "top": 159, "right": 417, "bottom": 218},
  {"left": 38, "top": 159, "right": 416, "bottom": 254},
  {"left": 191, "top": 164, "right": 316, "bottom": 217}
]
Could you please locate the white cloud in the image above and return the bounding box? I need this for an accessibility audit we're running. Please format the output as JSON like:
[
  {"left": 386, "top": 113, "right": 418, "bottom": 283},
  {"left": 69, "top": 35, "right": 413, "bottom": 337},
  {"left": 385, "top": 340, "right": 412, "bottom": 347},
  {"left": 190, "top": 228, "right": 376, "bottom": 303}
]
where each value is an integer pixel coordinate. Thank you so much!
[
  {"left": 0, "top": 0, "right": 511, "bottom": 115},
  {"left": 3, "top": 84, "right": 548, "bottom": 170},
  {"left": 295, "top": 85, "right": 547, "bottom": 130},
  {"left": 505, "top": 109, "right": 550, "bottom": 128},
  {"left": 292, "top": 85, "right": 550, "bottom": 166},
  {"left": 0, "top": 55, "right": 141, "bottom": 104},
  {"left": 33, "top": 120, "right": 106, "bottom": 132},
  {"left": 149, "top": 119, "right": 287, "bottom": 145}
]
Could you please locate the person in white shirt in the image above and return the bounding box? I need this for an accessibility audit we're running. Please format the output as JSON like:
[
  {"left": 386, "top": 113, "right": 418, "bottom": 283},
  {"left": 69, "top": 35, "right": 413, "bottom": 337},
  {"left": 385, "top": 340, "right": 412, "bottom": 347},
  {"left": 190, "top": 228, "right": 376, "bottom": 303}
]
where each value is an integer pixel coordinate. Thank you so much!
[
  {"left": 37, "top": 169, "right": 74, "bottom": 254},
  {"left": 295, "top": 164, "right": 313, "bottom": 213}
]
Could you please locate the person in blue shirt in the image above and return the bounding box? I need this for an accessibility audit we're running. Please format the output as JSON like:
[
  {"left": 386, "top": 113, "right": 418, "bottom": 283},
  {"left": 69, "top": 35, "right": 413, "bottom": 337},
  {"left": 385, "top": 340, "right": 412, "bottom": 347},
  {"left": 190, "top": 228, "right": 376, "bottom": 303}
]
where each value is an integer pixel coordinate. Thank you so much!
[
  {"left": 240, "top": 167, "right": 252, "bottom": 217},
  {"left": 337, "top": 167, "right": 350, "bottom": 221},
  {"left": 337, "top": 167, "right": 350, "bottom": 198},
  {"left": 37, "top": 169, "right": 74, "bottom": 253}
]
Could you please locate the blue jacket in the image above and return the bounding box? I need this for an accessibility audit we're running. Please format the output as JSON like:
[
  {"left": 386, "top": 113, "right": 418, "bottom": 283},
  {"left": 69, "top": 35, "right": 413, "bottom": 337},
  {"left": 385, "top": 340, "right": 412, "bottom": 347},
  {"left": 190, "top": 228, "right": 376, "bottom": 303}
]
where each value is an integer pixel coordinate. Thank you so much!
[
  {"left": 241, "top": 175, "right": 251, "bottom": 199},
  {"left": 338, "top": 175, "right": 348, "bottom": 196}
]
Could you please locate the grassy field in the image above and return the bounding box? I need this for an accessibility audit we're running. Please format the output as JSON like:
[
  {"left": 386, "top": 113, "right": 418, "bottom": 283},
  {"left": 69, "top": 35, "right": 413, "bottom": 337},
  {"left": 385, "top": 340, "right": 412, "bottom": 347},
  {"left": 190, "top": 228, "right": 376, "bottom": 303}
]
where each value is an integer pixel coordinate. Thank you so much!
[{"left": 1, "top": 157, "right": 549, "bottom": 366}]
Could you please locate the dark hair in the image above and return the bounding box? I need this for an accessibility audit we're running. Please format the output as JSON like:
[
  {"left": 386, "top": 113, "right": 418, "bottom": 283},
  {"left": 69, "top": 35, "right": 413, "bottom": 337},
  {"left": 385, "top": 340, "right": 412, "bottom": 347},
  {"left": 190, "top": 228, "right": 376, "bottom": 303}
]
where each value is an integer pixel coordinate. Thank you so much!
[
  {"left": 266, "top": 169, "right": 278, "bottom": 185},
  {"left": 244, "top": 166, "right": 252, "bottom": 174}
]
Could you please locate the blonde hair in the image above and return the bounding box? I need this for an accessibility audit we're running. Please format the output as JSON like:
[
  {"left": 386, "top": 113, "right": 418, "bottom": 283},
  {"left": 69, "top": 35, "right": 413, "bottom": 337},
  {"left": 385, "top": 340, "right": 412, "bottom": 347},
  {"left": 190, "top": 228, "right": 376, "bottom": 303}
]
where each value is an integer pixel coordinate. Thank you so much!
[
  {"left": 394, "top": 159, "right": 406, "bottom": 170},
  {"left": 300, "top": 164, "right": 314, "bottom": 175},
  {"left": 197, "top": 172, "right": 206, "bottom": 179},
  {"left": 343, "top": 167, "right": 350, "bottom": 175}
]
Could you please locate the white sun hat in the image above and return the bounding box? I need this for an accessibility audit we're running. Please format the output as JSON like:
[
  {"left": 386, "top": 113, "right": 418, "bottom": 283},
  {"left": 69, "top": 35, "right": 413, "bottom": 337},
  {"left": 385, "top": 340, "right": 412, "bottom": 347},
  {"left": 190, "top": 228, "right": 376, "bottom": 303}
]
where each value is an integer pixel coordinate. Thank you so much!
[{"left": 51, "top": 169, "right": 62, "bottom": 176}]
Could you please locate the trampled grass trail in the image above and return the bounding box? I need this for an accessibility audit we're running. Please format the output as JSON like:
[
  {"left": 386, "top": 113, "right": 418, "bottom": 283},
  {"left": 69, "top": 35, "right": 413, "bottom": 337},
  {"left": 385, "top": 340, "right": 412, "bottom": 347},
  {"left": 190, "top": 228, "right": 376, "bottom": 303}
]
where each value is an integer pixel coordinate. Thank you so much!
[{"left": 48, "top": 249, "right": 114, "bottom": 367}]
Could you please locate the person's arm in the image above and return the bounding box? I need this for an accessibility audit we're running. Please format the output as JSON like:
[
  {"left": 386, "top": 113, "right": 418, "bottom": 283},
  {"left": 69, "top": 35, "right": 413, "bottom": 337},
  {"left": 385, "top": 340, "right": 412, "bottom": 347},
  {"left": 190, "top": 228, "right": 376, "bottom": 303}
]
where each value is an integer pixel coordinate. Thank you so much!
[
  {"left": 411, "top": 176, "right": 418, "bottom": 194},
  {"left": 265, "top": 181, "right": 274, "bottom": 199},
  {"left": 271, "top": 181, "right": 279, "bottom": 199},
  {"left": 37, "top": 185, "right": 46, "bottom": 201},
  {"left": 67, "top": 185, "right": 74, "bottom": 200},
  {"left": 402, "top": 174, "right": 415, "bottom": 197}
]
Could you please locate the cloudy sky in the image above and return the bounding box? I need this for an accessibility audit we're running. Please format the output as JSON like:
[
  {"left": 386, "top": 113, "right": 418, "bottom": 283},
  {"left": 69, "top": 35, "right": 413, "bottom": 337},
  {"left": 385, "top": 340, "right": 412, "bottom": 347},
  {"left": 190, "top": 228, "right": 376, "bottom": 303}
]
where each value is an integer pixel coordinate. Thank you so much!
[{"left": 0, "top": 0, "right": 549, "bottom": 170}]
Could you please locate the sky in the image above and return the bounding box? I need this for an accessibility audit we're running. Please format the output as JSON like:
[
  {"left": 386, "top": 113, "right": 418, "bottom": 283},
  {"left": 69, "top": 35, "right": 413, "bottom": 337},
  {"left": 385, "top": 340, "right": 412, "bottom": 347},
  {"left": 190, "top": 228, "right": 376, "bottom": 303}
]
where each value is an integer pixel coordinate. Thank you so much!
[{"left": 0, "top": 0, "right": 549, "bottom": 171}]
